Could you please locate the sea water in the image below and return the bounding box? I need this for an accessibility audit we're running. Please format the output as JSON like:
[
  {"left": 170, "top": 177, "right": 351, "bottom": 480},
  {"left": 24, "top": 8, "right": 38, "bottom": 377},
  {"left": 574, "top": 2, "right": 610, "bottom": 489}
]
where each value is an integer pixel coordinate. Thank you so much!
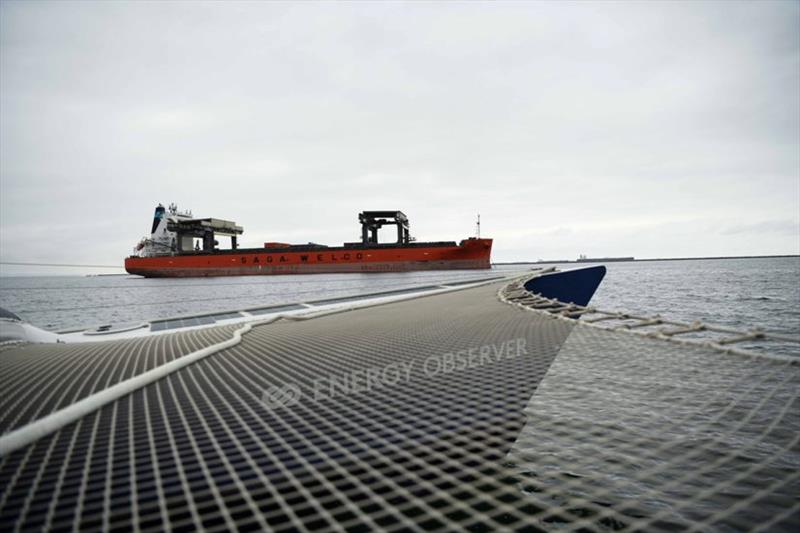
[{"left": 1, "top": 257, "right": 797, "bottom": 353}]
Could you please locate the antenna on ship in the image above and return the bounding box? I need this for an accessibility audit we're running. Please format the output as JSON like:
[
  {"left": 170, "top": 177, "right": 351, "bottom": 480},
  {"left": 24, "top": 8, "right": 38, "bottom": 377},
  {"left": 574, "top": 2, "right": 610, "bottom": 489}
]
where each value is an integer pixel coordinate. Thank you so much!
[{"left": 475, "top": 214, "right": 481, "bottom": 238}]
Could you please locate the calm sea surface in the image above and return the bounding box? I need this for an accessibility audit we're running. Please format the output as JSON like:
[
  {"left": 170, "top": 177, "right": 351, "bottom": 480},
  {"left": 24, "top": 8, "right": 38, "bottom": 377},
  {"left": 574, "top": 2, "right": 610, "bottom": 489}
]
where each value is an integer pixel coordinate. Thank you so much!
[{"left": 0, "top": 257, "right": 798, "bottom": 353}]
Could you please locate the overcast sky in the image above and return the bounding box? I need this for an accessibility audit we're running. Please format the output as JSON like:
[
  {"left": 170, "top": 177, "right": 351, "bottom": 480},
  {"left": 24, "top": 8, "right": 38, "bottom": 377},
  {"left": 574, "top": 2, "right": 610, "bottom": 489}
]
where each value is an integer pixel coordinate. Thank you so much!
[{"left": 1, "top": 0, "right": 798, "bottom": 275}]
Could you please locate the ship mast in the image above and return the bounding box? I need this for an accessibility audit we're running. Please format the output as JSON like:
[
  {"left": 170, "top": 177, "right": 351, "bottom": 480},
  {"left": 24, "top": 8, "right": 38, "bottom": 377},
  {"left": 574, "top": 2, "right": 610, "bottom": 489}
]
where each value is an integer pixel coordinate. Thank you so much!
[{"left": 476, "top": 214, "right": 481, "bottom": 238}]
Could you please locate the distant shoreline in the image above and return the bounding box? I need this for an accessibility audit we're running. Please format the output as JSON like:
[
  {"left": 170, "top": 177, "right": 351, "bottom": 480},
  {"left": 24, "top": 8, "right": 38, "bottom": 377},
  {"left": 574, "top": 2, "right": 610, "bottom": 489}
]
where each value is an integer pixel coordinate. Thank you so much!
[{"left": 494, "top": 254, "right": 800, "bottom": 265}]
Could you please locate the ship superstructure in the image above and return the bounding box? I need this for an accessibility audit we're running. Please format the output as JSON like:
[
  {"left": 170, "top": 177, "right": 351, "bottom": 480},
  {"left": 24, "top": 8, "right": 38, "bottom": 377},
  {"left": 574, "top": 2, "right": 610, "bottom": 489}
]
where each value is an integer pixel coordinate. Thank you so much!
[{"left": 134, "top": 203, "right": 243, "bottom": 257}]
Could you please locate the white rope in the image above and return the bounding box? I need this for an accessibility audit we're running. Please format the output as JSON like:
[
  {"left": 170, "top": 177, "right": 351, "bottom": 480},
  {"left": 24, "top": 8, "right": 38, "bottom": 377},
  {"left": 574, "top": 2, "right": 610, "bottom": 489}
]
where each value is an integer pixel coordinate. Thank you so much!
[
  {"left": 498, "top": 277, "right": 800, "bottom": 363},
  {"left": 0, "top": 323, "right": 251, "bottom": 457}
]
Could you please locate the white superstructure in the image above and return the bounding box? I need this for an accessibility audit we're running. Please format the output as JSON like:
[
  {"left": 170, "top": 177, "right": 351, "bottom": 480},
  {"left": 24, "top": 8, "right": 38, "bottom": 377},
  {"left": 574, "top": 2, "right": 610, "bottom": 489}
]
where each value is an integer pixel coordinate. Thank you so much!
[{"left": 133, "top": 203, "right": 194, "bottom": 257}]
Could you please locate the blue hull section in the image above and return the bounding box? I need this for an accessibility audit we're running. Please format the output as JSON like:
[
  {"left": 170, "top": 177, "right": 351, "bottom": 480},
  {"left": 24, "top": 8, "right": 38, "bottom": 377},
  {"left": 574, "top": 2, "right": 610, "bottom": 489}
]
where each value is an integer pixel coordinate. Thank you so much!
[{"left": 524, "top": 265, "right": 606, "bottom": 307}]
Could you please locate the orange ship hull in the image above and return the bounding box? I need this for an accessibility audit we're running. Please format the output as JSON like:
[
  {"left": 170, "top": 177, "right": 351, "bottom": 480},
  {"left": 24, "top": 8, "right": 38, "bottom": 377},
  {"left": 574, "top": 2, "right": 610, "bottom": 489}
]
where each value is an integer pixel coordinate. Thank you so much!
[{"left": 125, "top": 238, "right": 492, "bottom": 278}]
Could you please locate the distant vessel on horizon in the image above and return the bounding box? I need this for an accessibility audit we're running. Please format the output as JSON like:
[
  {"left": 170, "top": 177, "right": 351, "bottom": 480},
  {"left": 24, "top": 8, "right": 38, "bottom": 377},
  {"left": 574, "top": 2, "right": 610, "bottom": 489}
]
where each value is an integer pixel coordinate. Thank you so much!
[{"left": 576, "top": 254, "right": 635, "bottom": 263}]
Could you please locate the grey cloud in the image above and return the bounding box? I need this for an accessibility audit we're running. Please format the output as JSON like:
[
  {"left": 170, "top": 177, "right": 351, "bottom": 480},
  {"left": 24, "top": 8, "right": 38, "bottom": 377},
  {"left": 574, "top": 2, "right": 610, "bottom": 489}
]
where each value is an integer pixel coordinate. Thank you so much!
[{"left": 1, "top": 1, "right": 798, "bottom": 275}]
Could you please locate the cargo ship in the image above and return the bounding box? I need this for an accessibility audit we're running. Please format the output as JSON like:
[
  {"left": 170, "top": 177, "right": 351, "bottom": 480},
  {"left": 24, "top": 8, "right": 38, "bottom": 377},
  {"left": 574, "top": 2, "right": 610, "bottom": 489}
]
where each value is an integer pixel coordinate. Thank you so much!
[{"left": 125, "top": 204, "right": 492, "bottom": 277}]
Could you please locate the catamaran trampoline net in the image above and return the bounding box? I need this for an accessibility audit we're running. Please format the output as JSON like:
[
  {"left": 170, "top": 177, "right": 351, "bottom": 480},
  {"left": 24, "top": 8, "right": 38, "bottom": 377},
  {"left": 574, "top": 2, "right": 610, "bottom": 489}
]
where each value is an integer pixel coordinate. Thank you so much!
[{"left": 0, "top": 279, "right": 797, "bottom": 531}]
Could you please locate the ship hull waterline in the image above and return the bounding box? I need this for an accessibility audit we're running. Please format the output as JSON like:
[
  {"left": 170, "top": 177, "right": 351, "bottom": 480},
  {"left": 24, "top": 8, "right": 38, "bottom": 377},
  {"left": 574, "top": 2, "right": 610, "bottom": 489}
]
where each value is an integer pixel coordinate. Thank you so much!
[{"left": 125, "top": 240, "right": 493, "bottom": 278}]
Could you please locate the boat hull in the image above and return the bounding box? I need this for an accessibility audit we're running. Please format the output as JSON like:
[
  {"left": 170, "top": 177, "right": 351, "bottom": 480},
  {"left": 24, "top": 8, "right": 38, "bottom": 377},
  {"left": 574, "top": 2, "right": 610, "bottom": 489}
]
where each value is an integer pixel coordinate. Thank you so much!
[{"left": 125, "top": 239, "right": 493, "bottom": 278}]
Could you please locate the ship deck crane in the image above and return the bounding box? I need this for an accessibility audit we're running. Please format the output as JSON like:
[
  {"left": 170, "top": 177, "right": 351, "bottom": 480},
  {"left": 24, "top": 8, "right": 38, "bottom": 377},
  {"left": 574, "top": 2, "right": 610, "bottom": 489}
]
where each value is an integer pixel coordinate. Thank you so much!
[
  {"left": 358, "top": 211, "right": 410, "bottom": 245},
  {"left": 167, "top": 218, "right": 244, "bottom": 252}
]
